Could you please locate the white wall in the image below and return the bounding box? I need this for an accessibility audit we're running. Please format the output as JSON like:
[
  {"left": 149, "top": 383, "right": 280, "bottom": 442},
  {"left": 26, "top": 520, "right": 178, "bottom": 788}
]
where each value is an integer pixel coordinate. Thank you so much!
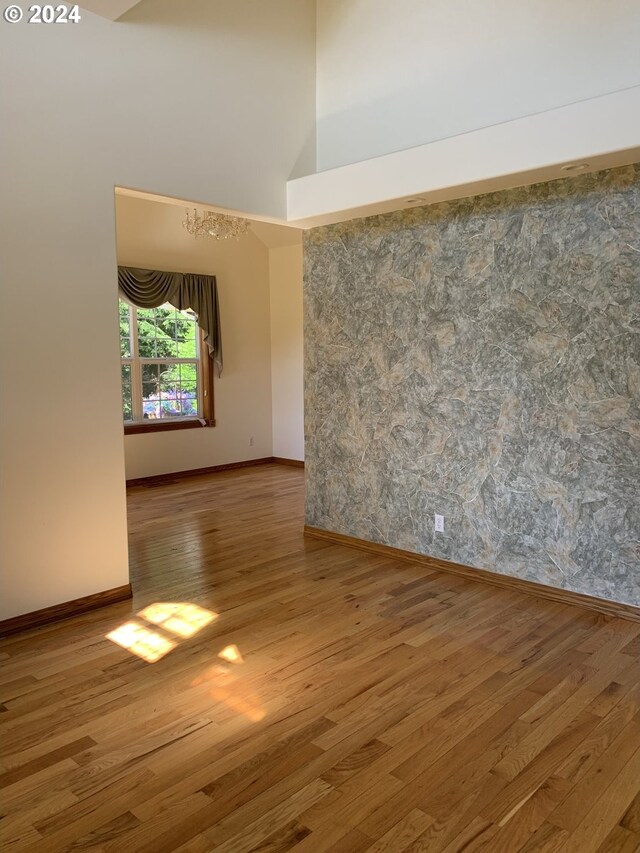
[
  {"left": 116, "top": 195, "right": 274, "bottom": 480},
  {"left": 269, "top": 246, "right": 304, "bottom": 461},
  {"left": 0, "top": 0, "right": 315, "bottom": 620},
  {"left": 289, "top": 88, "right": 640, "bottom": 226},
  {"left": 316, "top": 0, "right": 640, "bottom": 170}
]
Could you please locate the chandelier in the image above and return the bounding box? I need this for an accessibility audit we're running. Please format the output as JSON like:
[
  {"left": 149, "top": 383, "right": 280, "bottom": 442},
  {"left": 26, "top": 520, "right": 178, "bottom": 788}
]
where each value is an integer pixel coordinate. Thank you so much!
[{"left": 183, "top": 208, "right": 250, "bottom": 240}]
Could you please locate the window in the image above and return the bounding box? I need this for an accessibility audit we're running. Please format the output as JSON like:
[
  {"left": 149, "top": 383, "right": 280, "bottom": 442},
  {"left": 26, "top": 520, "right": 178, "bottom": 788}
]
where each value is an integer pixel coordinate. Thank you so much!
[{"left": 119, "top": 299, "right": 214, "bottom": 433}]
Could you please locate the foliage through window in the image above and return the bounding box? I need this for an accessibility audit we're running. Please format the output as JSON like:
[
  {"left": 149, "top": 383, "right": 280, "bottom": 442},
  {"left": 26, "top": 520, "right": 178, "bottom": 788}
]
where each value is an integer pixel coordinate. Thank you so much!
[{"left": 119, "top": 300, "right": 201, "bottom": 424}]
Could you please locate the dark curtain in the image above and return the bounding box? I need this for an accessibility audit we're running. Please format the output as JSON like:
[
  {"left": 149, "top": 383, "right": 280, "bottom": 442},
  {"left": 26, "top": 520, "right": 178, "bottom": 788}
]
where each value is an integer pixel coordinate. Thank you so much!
[{"left": 118, "top": 266, "right": 222, "bottom": 375}]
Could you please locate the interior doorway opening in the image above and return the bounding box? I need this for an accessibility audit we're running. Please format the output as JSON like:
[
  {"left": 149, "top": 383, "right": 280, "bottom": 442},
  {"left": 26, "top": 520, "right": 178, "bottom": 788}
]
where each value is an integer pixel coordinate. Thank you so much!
[{"left": 114, "top": 187, "right": 305, "bottom": 487}]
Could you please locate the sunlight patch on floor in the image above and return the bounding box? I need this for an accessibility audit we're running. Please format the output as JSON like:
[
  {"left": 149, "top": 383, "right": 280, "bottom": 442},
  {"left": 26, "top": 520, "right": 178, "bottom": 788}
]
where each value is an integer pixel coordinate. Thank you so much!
[
  {"left": 218, "top": 643, "right": 243, "bottom": 664},
  {"left": 106, "top": 602, "right": 217, "bottom": 663},
  {"left": 105, "top": 602, "right": 264, "bottom": 720},
  {"left": 106, "top": 621, "right": 177, "bottom": 663},
  {"left": 139, "top": 602, "right": 217, "bottom": 638}
]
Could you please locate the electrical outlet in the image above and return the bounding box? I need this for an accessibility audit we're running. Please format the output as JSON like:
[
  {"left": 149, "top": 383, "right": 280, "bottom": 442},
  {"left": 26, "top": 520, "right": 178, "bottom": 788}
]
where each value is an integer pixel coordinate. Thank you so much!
[
  {"left": 249, "top": 436, "right": 254, "bottom": 447},
  {"left": 434, "top": 514, "right": 444, "bottom": 533}
]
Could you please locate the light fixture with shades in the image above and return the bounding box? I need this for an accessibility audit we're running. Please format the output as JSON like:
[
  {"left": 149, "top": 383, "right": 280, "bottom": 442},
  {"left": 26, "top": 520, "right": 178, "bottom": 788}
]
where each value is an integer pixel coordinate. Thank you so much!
[{"left": 183, "top": 207, "right": 250, "bottom": 240}]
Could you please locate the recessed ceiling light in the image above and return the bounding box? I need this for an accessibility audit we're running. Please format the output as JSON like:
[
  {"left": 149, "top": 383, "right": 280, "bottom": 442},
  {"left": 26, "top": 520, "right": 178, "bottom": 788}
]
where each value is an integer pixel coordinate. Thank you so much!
[
  {"left": 560, "top": 163, "right": 589, "bottom": 172},
  {"left": 405, "top": 197, "right": 426, "bottom": 204}
]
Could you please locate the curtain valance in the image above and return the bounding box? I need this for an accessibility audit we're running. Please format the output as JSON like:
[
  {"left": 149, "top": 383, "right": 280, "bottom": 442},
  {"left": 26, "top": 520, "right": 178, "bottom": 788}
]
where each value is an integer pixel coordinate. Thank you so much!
[{"left": 118, "top": 266, "right": 222, "bottom": 375}]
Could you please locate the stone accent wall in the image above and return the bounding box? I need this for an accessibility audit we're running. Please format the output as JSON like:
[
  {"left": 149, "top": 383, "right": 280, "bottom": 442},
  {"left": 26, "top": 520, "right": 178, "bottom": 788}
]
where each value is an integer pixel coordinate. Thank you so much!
[{"left": 304, "top": 165, "right": 640, "bottom": 605}]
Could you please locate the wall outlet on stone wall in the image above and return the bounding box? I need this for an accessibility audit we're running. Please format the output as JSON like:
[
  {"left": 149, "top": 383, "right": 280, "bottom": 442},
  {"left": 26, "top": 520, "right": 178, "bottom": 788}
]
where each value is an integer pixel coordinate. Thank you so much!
[{"left": 434, "top": 514, "right": 444, "bottom": 533}]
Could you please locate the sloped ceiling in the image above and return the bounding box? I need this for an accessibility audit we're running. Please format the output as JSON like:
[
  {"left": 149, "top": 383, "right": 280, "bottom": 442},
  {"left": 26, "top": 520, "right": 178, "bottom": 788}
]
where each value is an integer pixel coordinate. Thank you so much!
[{"left": 79, "top": 1, "right": 144, "bottom": 21}]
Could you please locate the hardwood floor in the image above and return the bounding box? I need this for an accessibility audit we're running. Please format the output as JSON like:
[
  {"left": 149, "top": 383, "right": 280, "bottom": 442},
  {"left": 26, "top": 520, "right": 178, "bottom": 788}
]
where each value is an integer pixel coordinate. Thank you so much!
[{"left": 1, "top": 464, "right": 639, "bottom": 852}]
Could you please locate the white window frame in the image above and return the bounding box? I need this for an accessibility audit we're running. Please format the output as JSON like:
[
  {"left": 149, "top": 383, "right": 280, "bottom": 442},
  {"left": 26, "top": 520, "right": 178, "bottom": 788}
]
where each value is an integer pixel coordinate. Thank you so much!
[{"left": 121, "top": 302, "right": 203, "bottom": 425}]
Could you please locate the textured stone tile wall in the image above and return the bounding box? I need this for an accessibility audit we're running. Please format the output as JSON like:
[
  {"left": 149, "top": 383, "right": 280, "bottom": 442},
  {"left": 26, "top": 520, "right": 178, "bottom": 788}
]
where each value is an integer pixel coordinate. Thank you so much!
[{"left": 304, "top": 165, "right": 640, "bottom": 605}]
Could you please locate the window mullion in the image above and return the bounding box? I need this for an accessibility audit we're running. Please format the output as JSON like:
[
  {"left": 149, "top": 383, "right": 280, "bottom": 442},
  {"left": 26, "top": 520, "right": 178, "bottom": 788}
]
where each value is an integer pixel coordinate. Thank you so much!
[{"left": 130, "top": 305, "right": 144, "bottom": 421}]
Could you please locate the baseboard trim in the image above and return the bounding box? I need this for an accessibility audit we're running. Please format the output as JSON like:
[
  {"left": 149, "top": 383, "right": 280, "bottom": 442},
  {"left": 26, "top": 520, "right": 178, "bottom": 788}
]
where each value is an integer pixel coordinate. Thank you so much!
[
  {"left": 127, "top": 456, "right": 304, "bottom": 487},
  {"left": 0, "top": 584, "right": 133, "bottom": 638},
  {"left": 126, "top": 457, "right": 276, "bottom": 487},
  {"left": 304, "top": 526, "right": 640, "bottom": 623},
  {"left": 272, "top": 457, "right": 305, "bottom": 468}
]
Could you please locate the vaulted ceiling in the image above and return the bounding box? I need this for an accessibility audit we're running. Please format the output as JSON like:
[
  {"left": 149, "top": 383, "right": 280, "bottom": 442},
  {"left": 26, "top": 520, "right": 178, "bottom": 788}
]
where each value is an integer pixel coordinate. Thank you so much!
[{"left": 79, "top": 1, "right": 144, "bottom": 20}]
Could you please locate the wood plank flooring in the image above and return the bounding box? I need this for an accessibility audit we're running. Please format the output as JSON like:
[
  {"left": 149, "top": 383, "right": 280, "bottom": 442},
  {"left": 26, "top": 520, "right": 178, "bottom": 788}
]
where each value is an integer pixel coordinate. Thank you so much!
[{"left": 1, "top": 464, "right": 639, "bottom": 852}]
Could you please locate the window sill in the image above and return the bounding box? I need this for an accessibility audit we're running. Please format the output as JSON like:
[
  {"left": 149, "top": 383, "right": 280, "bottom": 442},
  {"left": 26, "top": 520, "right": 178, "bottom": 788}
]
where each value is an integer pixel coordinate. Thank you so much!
[{"left": 124, "top": 419, "right": 215, "bottom": 435}]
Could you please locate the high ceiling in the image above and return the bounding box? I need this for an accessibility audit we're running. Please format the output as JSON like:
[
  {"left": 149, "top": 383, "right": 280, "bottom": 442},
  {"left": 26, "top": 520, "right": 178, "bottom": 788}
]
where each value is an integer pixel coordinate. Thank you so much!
[{"left": 79, "top": 1, "right": 144, "bottom": 20}]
